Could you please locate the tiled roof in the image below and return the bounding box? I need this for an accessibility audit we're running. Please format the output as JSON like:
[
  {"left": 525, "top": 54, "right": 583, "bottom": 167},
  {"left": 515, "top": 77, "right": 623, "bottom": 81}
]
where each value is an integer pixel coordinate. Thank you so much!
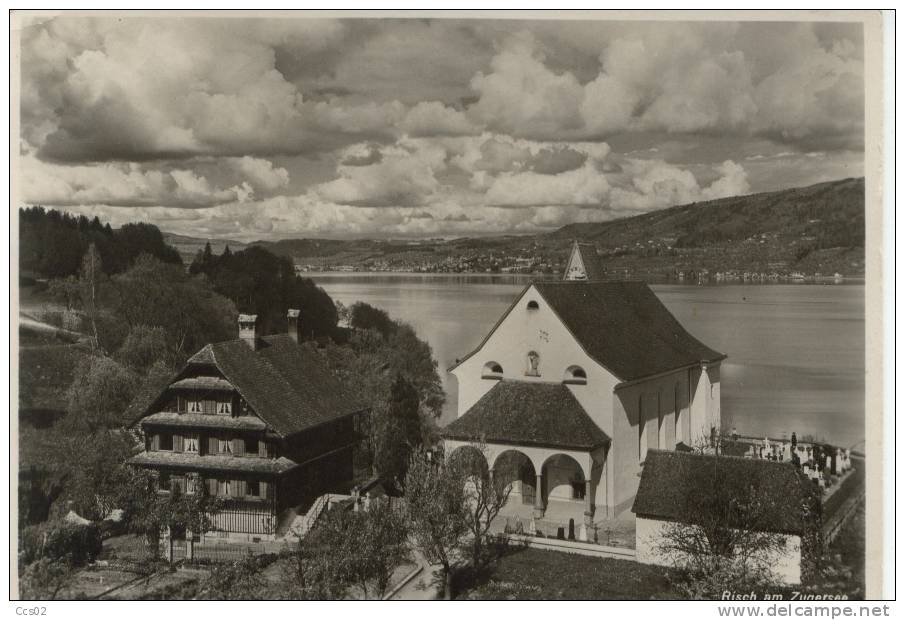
[
  {"left": 441, "top": 381, "right": 609, "bottom": 450},
  {"left": 133, "top": 335, "right": 368, "bottom": 437},
  {"left": 533, "top": 281, "right": 725, "bottom": 382},
  {"left": 170, "top": 377, "right": 235, "bottom": 391},
  {"left": 128, "top": 451, "right": 298, "bottom": 475},
  {"left": 140, "top": 411, "right": 268, "bottom": 431},
  {"left": 632, "top": 450, "right": 818, "bottom": 535}
]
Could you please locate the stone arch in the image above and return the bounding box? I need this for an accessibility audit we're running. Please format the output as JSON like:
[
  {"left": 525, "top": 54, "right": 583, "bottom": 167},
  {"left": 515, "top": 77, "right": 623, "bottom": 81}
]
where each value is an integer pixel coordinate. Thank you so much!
[
  {"left": 492, "top": 450, "right": 537, "bottom": 505},
  {"left": 540, "top": 453, "right": 588, "bottom": 504}
]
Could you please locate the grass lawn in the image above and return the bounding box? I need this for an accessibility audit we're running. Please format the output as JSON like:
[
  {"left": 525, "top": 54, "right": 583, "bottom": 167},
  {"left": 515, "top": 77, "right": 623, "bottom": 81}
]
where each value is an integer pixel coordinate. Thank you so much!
[{"left": 457, "top": 548, "right": 680, "bottom": 600}]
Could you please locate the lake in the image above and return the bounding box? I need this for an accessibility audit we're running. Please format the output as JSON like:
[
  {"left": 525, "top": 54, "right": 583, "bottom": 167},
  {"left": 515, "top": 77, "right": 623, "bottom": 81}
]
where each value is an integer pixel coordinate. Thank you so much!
[{"left": 310, "top": 274, "right": 865, "bottom": 448}]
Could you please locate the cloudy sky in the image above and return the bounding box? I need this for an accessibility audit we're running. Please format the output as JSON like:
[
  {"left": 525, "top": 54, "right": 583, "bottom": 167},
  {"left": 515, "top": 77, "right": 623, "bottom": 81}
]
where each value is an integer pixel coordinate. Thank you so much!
[{"left": 18, "top": 15, "right": 864, "bottom": 241}]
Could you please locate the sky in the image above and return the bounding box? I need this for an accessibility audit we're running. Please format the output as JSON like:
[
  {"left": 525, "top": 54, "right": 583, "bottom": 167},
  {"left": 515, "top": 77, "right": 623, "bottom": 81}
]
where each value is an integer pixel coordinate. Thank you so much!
[{"left": 18, "top": 15, "right": 865, "bottom": 241}]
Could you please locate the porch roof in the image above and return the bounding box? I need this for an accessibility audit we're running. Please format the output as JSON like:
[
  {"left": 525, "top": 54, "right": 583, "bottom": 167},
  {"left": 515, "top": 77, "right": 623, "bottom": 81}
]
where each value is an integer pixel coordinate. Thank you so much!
[
  {"left": 139, "top": 411, "right": 268, "bottom": 431},
  {"left": 441, "top": 381, "right": 609, "bottom": 451},
  {"left": 128, "top": 451, "right": 298, "bottom": 475}
]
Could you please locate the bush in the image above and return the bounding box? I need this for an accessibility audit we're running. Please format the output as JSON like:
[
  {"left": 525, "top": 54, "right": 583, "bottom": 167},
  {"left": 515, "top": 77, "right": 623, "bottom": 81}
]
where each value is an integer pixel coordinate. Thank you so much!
[{"left": 20, "top": 522, "right": 103, "bottom": 567}]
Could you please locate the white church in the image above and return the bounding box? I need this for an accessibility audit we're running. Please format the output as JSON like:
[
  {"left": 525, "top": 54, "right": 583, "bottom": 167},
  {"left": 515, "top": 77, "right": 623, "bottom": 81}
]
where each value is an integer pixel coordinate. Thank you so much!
[{"left": 442, "top": 241, "right": 725, "bottom": 526}]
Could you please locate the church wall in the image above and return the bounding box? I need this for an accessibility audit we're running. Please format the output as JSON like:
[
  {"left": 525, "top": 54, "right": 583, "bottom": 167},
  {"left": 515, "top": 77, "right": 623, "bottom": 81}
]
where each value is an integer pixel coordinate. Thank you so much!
[
  {"left": 450, "top": 285, "right": 619, "bottom": 438},
  {"left": 611, "top": 368, "right": 693, "bottom": 518}
]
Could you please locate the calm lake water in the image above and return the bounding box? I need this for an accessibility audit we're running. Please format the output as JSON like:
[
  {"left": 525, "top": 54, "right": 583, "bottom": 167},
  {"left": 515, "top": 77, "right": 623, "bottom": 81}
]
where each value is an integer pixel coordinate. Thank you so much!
[{"left": 310, "top": 274, "right": 865, "bottom": 448}]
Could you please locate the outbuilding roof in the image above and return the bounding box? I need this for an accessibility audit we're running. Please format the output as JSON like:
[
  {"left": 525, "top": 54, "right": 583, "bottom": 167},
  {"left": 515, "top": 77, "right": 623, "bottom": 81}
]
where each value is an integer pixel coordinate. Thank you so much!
[
  {"left": 132, "top": 334, "right": 368, "bottom": 437},
  {"left": 632, "top": 450, "right": 818, "bottom": 535},
  {"left": 441, "top": 381, "right": 610, "bottom": 451}
]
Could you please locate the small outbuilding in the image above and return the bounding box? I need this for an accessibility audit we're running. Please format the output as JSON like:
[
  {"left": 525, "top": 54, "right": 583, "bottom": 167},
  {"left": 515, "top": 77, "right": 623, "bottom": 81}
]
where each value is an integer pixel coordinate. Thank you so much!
[{"left": 632, "top": 450, "right": 821, "bottom": 585}]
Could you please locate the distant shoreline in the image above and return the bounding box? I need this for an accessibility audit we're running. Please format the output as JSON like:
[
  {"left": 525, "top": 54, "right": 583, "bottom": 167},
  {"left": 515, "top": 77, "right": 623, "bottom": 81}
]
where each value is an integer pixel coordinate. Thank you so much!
[{"left": 306, "top": 271, "right": 867, "bottom": 286}]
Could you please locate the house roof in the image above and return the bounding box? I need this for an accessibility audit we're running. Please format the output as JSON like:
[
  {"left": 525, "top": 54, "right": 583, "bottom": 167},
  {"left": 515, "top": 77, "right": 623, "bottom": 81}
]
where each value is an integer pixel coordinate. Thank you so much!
[
  {"left": 128, "top": 451, "right": 298, "bottom": 475},
  {"left": 449, "top": 280, "right": 725, "bottom": 382},
  {"left": 441, "top": 381, "right": 610, "bottom": 451},
  {"left": 632, "top": 450, "right": 818, "bottom": 535},
  {"left": 533, "top": 281, "right": 725, "bottom": 382},
  {"left": 132, "top": 334, "right": 368, "bottom": 437}
]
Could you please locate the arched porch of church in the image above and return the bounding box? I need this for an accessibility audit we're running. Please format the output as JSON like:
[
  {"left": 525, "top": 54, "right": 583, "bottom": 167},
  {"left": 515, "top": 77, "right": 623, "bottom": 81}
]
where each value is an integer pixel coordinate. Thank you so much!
[{"left": 444, "top": 440, "right": 608, "bottom": 526}]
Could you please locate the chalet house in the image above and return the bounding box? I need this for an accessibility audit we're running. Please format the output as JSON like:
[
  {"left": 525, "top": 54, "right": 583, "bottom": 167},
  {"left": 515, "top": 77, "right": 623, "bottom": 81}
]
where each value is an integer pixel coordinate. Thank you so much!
[
  {"left": 442, "top": 241, "right": 725, "bottom": 527},
  {"left": 633, "top": 450, "right": 819, "bottom": 585},
  {"left": 127, "top": 310, "right": 369, "bottom": 542}
]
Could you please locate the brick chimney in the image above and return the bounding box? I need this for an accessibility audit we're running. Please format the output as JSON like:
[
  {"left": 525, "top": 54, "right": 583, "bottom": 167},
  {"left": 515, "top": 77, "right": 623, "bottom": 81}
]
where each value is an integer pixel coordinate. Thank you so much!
[
  {"left": 287, "top": 308, "right": 301, "bottom": 344},
  {"left": 238, "top": 314, "right": 259, "bottom": 349}
]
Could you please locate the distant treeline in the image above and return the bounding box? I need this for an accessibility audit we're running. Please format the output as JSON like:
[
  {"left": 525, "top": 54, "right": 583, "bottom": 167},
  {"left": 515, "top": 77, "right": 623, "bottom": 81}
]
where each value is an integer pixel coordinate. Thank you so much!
[
  {"left": 20, "top": 206, "right": 182, "bottom": 278},
  {"left": 189, "top": 243, "right": 338, "bottom": 339}
]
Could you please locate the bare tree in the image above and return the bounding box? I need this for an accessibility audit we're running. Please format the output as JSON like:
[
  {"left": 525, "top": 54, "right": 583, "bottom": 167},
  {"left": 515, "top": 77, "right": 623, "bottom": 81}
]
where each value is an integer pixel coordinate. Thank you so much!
[
  {"left": 450, "top": 442, "right": 513, "bottom": 568},
  {"left": 404, "top": 446, "right": 469, "bottom": 599}
]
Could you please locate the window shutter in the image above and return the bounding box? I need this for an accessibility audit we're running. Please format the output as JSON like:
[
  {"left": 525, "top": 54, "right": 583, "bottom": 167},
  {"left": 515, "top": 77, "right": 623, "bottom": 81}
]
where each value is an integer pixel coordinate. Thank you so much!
[
  {"left": 203, "top": 399, "right": 216, "bottom": 415},
  {"left": 206, "top": 478, "right": 217, "bottom": 496},
  {"left": 236, "top": 480, "right": 246, "bottom": 497},
  {"left": 232, "top": 438, "right": 244, "bottom": 456},
  {"left": 174, "top": 434, "right": 184, "bottom": 453},
  {"left": 208, "top": 436, "right": 218, "bottom": 455},
  {"left": 151, "top": 434, "right": 160, "bottom": 451},
  {"left": 260, "top": 481, "right": 269, "bottom": 499}
]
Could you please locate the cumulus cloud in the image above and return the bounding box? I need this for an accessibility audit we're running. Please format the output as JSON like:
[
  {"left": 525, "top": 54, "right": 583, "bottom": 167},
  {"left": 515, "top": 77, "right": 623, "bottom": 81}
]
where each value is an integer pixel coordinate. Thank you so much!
[
  {"left": 609, "top": 158, "right": 750, "bottom": 211},
  {"left": 467, "top": 23, "right": 862, "bottom": 149},
  {"left": 18, "top": 17, "right": 862, "bottom": 239}
]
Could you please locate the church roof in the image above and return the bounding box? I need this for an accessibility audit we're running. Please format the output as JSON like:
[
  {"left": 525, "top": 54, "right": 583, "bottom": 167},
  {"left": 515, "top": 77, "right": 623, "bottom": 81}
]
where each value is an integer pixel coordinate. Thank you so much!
[
  {"left": 533, "top": 281, "right": 725, "bottom": 382},
  {"left": 441, "top": 381, "right": 610, "bottom": 451},
  {"left": 449, "top": 280, "right": 725, "bottom": 383},
  {"left": 563, "top": 241, "right": 608, "bottom": 281},
  {"left": 632, "top": 450, "right": 818, "bottom": 535},
  {"left": 131, "top": 334, "right": 368, "bottom": 437}
]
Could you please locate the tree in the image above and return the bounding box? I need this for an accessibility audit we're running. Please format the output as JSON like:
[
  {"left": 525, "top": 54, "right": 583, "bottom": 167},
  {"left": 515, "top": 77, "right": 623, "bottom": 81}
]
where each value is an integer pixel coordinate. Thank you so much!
[
  {"left": 65, "top": 355, "right": 138, "bottom": 433},
  {"left": 111, "top": 255, "right": 236, "bottom": 362},
  {"left": 349, "top": 302, "right": 394, "bottom": 337},
  {"left": 114, "top": 466, "right": 223, "bottom": 559},
  {"left": 116, "top": 325, "right": 171, "bottom": 372},
  {"left": 653, "top": 454, "right": 819, "bottom": 597},
  {"left": 350, "top": 500, "right": 411, "bottom": 598},
  {"left": 78, "top": 244, "right": 105, "bottom": 351},
  {"left": 450, "top": 443, "right": 513, "bottom": 568},
  {"left": 373, "top": 375, "right": 422, "bottom": 491},
  {"left": 18, "top": 557, "right": 74, "bottom": 600},
  {"left": 405, "top": 447, "right": 469, "bottom": 599},
  {"left": 297, "top": 501, "right": 411, "bottom": 600}
]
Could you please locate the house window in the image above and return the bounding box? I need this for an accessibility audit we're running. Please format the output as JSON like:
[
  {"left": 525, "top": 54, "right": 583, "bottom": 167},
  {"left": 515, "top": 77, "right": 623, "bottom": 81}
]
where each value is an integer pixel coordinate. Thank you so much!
[
  {"left": 218, "top": 479, "right": 231, "bottom": 497},
  {"left": 571, "top": 476, "right": 586, "bottom": 500},
  {"left": 184, "top": 433, "right": 199, "bottom": 454},
  {"left": 188, "top": 400, "right": 203, "bottom": 414},
  {"left": 526, "top": 300, "right": 539, "bottom": 310},
  {"left": 246, "top": 438, "right": 259, "bottom": 456},
  {"left": 248, "top": 480, "right": 260, "bottom": 498},
  {"left": 217, "top": 400, "right": 232, "bottom": 416},
  {"left": 185, "top": 476, "right": 197, "bottom": 495},
  {"left": 563, "top": 365, "right": 587, "bottom": 384},
  {"left": 482, "top": 361, "right": 503, "bottom": 380},
  {"left": 219, "top": 438, "right": 232, "bottom": 454},
  {"left": 159, "top": 472, "right": 171, "bottom": 491},
  {"left": 159, "top": 433, "right": 173, "bottom": 451}
]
